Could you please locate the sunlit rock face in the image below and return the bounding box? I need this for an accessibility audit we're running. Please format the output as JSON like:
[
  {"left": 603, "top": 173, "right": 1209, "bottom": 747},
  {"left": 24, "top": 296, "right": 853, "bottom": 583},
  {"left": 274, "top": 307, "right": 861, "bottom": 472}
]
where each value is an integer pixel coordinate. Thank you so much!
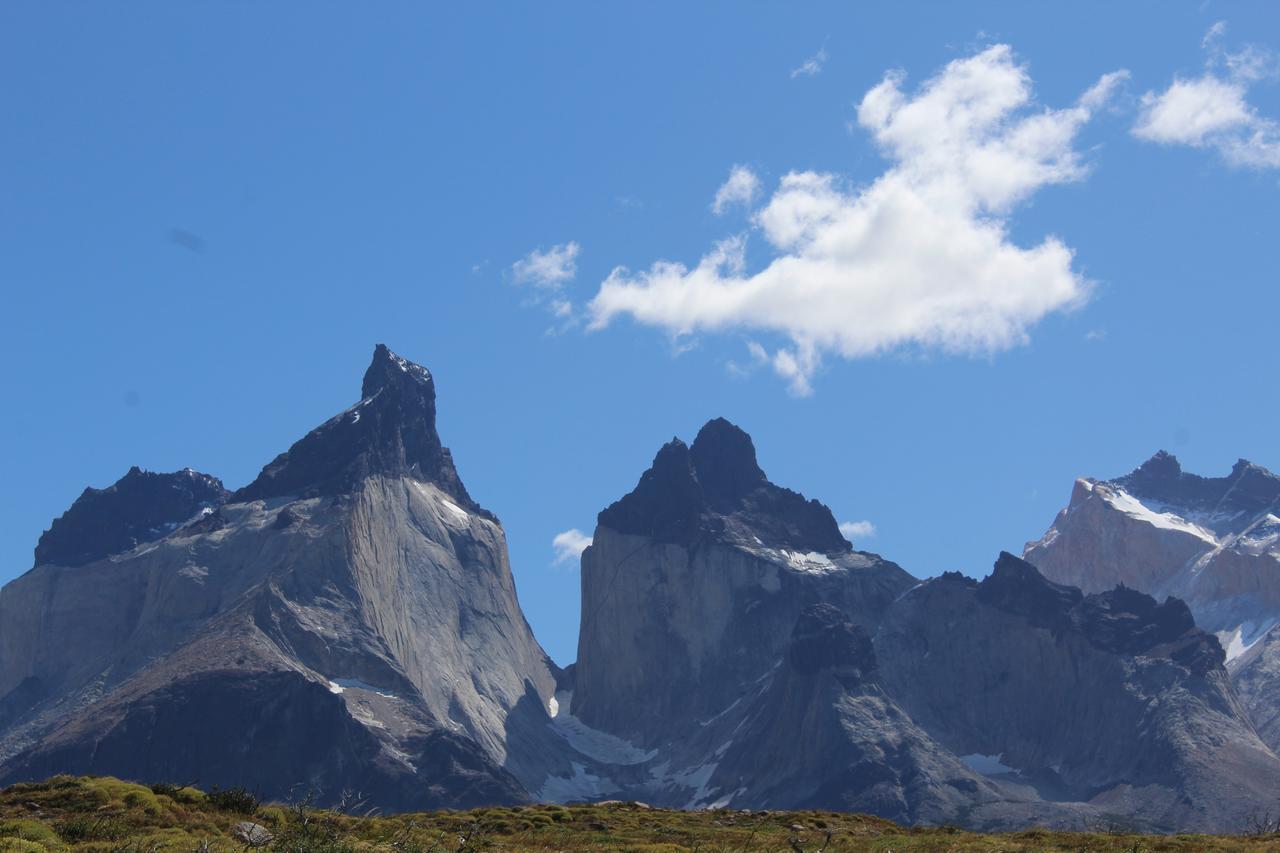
[
  {"left": 1024, "top": 452, "right": 1280, "bottom": 751},
  {"left": 0, "top": 345, "right": 560, "bottom": 809}
]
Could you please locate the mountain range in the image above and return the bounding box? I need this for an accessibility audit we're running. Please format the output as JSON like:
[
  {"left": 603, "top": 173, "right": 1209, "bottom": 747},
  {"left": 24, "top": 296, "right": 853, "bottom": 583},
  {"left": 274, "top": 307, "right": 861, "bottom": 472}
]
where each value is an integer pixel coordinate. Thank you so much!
[{"left": 1, "top": 345, "right": 1278, "bottom": 832}]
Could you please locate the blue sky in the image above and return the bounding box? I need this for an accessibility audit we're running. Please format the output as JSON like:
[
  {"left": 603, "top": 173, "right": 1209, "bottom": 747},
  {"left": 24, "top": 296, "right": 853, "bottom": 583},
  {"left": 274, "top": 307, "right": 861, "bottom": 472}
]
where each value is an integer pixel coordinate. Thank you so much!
[{"left": 2, "top": 2, "right": 1279, "bottom": 665}]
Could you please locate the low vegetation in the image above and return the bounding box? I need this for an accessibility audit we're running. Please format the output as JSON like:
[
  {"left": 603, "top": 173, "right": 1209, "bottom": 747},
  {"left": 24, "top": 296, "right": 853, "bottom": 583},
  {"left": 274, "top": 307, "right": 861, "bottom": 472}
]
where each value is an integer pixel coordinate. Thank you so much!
[{"left": 0, "top": 776, "right": 1277, "bottom": 851}]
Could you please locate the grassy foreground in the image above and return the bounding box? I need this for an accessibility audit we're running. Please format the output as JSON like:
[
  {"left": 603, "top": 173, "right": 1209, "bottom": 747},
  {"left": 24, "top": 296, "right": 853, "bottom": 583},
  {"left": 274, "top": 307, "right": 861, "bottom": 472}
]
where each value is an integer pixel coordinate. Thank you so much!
[{"left": 0, "top": 776, "right": 1274, "bottom": 852}]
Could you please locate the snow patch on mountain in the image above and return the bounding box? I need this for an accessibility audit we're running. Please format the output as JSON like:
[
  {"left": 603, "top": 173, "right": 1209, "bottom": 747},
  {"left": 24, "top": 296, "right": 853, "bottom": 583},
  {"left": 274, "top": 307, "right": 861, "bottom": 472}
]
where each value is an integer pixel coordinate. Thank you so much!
[
  {"left": 547, "top": 692, "right": 656, "bottom": 766},
  {"left": 1086, "top": 481, "right": 1219, "bottom": 545}
]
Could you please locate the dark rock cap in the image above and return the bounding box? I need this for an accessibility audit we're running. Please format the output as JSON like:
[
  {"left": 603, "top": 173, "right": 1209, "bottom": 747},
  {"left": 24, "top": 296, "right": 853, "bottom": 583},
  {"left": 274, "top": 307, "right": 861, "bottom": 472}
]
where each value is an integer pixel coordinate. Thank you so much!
[
  {"left": 1114, "top": 451, "right": 1280, "bottom": 518},
  {"left": 35, "top": 467, "right": 229, "bottom": 568},
  {"left": 597, "top": 417, "right": 849, "bottom": 553},
  {"left": 234, "top": 345, "right": 486, "bottom": 516}
]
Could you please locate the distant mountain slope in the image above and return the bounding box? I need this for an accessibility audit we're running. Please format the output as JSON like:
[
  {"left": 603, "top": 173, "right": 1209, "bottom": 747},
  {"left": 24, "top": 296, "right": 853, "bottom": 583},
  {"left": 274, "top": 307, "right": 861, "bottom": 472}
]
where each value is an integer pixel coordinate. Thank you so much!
[
  {"left": 877, "top": 553, "right": 1280, "bottom": 832},
  {"left": 1024, "top": 452, "right": 1280, "bottom": 753},
  {"left": 1025, "top": 451, "right": 1280, "bottom": 654}
]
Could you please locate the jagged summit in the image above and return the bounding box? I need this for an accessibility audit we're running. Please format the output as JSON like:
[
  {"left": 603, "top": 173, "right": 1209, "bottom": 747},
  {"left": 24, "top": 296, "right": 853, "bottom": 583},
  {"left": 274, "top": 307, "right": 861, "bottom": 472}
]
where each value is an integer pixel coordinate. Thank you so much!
[
  {"left": 34, "top": 467, "right": 228, "bottom": 568},
  {"left": 235, "top": 344, "right": 485, "bottom": 514},
  {"left": 596, "top": 417, "right": 848, "bottom": 553},
  {"left": 974, "top": 553, "right": 1221, "bottom": 672},
  {"left": 1112, "top": 451, "right": 1280, "bottom": 517},
  {"left": 361, "top": 342, "right": 432, "bottom": 398},
  {"left": 1128, "top": 449, "right": 1182, "bottom": 481}
]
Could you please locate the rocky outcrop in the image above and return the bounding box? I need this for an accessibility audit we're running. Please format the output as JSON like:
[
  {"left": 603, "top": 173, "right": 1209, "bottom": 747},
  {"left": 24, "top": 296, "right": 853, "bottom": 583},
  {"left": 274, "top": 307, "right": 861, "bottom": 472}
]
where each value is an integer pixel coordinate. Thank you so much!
[
  {"left": 0, "top": 345, "right": 559, "bottom": 809},
  {"left": 33, "top": 467, "right": 228, "bottom": 568},
  {"left": 876, "top": 553, "right": 1279, "bottom": 832},
  {"left": 705, "top": 604, "right": 1058, "bottom": 826}
]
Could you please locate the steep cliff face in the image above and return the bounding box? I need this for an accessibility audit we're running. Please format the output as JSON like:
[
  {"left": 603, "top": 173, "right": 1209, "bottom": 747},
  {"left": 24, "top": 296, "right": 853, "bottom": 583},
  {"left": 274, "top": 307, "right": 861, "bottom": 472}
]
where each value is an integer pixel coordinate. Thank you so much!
[
  {"left": 876, "top": 553, "right": 1280, "bottom": 832},
  {"left": 574, "top": 418, "right": 916, "bottom": 747},
  {"left": 0, "top": 345, "right": 559, "bottom": 809}
]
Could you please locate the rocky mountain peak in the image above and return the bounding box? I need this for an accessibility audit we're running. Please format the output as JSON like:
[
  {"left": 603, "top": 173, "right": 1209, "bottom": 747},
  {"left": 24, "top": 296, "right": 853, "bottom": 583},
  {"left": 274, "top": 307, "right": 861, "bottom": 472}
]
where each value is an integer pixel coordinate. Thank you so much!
[
  {"left": 1130, "top": 449, "right": 1183, "bottom": 482},
  {"left": 689, "top": 417, "right": 767, "bottom": 507},
  {"left": 596, "top": 418, "right": 848, "bottom": 553},
  {"left": 34, "top": 467, "right": 229, "bottom": 568},
  {"left": 234, "top": 345, "right": 485, "bottom": 515},
  {"left": 361, "top": 342, "right": 433, "bottom": 399}
]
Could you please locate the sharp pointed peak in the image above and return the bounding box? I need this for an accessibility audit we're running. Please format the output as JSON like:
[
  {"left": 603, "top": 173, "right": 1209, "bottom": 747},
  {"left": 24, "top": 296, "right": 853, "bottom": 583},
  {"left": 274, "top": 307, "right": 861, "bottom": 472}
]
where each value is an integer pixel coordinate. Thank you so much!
[
  {"left": 1132, "top": 450, "right": 1182, "bottom": 479},
  {"left": 362, "top": 343, "right": 433, "bottom": 399},
  {"left": 234, "top": 345, "right": 481, "bottom": 513}
]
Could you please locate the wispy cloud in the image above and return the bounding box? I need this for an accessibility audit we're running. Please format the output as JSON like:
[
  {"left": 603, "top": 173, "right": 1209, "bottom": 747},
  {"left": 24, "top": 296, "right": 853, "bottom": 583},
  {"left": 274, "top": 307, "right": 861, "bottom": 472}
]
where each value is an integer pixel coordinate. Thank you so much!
[
  {"left": 552, "top": 528, "right": 592, "bottom": 567},
  {"left": 712, "top": 165, "right": 762, "bottom": 215},
  {"left": 1133, "top": 23, "right": 1280, "bottom": 169},
  {"left": 512, "top": 242, "right": 581, "bottom": 289},
  {"left": 791, "top": 45, "right": 828, "bottom": 79},
  {"left": 588, "top": 46, "right": 1125, "bottom": 395},
  {"left": 512, "top": 242, "right": 583, "bottom": 331},
  {"left": 840, "top": 520, "right": 876, "bottom": 542}
]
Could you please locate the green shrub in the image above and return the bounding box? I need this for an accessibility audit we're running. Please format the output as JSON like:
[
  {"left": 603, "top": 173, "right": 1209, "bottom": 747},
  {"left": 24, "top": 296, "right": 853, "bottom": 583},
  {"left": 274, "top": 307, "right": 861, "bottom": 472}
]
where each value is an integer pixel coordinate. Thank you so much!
[
  {"left": 53, "top": 815, "right": 127, "bottom": 842},
  {"left": 206, "top": 785, "right": 260, "bottom": 815}
]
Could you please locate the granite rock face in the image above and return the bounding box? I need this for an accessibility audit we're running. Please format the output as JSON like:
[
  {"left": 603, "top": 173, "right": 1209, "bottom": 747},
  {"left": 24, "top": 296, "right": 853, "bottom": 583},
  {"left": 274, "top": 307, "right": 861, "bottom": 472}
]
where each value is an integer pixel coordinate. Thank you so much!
[
  {"left": 877, "top": 553, "right": 1278, "bottom": 832},
  {"left": 0, "top": 345, "right": 559, "bottom": 809},
  {"left": 574, "top": 419, "right": 915, "bottom": 747}
]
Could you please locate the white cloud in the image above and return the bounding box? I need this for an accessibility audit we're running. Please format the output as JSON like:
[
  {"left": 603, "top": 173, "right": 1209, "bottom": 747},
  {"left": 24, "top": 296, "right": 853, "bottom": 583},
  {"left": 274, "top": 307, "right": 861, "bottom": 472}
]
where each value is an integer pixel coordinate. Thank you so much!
[
  {"left": 588, "top": 46, "right": 1124, "bottom": 395},
  {"left": 840, "top": 520, "right": 876, "bottom": 541},
  {"left": 791, "top": 46, "right": 828, "bottom": 79},
  {"left": 1133, "top": 25, "right": 1280, "bottom": 169},
  {"left": 512, "top": 242, "right": 581, "bottom": 289},
  {"left": 1202, "top": 20, "right": 1227, "bottom": 49},
  {"left": 552, "top": 528, "right": 592, "bottom": 566},
  {"left": 712, "top": 165, "right": 762, "bottom": 215}
]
